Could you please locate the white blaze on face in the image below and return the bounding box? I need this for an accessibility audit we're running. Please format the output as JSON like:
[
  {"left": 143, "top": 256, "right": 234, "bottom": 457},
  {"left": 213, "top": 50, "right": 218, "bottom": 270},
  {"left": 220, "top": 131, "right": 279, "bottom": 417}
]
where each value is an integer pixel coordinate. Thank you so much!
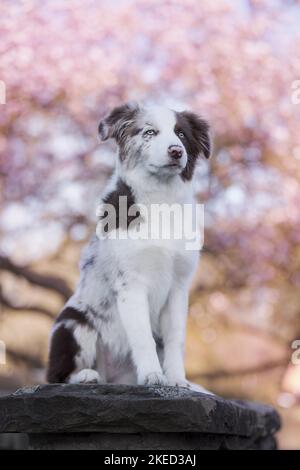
[
  {"left": 145, "top": 105, "right": 176, "bottom": 134},
  {"left": 137, "top": 106, "right": 188, "bottom": 174}
]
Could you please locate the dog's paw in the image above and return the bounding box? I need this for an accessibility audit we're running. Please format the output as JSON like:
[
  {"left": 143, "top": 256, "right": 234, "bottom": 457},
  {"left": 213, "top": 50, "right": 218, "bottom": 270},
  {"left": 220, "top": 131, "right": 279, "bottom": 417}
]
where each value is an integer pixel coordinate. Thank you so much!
[
  {"left": 142, "top": 372, "right": 168, "bottom": 387},
  {"left": 69, "top": 369, "right": 103, "bottom": 384},
  {"left": 167, "top": 378, "right": 191, "bottom": 389}
]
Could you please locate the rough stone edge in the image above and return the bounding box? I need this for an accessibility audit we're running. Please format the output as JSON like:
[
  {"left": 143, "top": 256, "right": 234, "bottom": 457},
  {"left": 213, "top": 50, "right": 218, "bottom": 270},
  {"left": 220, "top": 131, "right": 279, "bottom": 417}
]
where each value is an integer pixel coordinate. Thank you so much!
[{"left": 0, "top": 384, "right": 281, "bottom": 440}]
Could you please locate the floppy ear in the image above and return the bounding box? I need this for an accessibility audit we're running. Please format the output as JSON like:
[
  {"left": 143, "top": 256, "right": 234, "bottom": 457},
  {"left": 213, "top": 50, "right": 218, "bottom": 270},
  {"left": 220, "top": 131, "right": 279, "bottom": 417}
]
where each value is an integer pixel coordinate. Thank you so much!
[
  {"left": 98, "top": 101, "right": 139, "bottom": 142},
  {"left": 180, "top": 111, "right": 212, "bottom": 159}
]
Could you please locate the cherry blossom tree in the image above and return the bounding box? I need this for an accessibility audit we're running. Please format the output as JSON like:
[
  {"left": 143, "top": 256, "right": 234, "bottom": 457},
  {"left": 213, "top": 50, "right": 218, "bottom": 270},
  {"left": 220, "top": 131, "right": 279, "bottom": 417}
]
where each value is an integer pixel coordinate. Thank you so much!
[{"left": 0, "top": 0, "right": 300, "bottom": 406}]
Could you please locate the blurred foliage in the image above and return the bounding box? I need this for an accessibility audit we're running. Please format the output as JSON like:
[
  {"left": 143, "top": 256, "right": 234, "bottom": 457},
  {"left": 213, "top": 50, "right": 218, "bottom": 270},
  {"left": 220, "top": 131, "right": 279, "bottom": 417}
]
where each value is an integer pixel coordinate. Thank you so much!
[{"left": 0, "top": 0, "right": 300, "bottom": 449}]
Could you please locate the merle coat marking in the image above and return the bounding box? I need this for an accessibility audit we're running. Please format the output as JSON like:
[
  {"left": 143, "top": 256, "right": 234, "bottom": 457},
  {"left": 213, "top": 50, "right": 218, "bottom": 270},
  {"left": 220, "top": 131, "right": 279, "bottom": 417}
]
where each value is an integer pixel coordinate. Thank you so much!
[{"left": 47, "top": 102, "right": 212, "bottom": 390}]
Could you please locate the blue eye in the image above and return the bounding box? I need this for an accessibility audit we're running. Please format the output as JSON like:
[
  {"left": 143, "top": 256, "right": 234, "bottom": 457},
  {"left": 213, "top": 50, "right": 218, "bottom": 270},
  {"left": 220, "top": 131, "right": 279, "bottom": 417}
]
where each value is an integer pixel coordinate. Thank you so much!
[
  {"left": 178, "top": 132, "right": 185, "bottom": 139},
  {"left": 145, "top": 129, "right": 156, "bottom": 135}
]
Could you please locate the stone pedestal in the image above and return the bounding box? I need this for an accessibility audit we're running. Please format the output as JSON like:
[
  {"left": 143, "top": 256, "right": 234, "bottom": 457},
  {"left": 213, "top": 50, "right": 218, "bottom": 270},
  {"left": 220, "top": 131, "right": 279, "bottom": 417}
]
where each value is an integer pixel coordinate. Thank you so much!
[{"left": 0, "top": 384, "right": 280, "bottom": 450}]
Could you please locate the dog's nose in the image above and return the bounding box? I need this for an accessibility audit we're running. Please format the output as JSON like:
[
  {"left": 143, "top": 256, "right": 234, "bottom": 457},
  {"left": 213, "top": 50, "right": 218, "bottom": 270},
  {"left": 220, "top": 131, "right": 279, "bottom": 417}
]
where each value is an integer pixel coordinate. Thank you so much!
[{"left": 168, "top": 145, "right": 183, "bottom": 160}]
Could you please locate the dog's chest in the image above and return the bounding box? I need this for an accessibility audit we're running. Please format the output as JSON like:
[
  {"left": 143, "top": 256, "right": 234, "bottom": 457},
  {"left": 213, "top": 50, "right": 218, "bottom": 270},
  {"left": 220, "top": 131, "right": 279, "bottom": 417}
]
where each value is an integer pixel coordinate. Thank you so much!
[{"left": 131, "top": 239, "right": 197, "bottom": 306}]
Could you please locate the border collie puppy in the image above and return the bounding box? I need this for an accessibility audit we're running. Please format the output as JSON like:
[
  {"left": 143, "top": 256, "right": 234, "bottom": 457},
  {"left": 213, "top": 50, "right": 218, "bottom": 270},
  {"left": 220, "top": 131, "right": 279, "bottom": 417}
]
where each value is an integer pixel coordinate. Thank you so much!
[{"left": 47, "top": 102, "right": 211, "bottom": 389}]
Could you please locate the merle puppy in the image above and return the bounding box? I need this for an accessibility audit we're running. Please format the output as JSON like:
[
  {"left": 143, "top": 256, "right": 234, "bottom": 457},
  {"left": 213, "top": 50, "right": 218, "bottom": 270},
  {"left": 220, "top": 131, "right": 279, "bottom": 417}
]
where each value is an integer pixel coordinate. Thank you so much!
[{"left": 47, "top": 102, "right": 211, "bottom": 390}]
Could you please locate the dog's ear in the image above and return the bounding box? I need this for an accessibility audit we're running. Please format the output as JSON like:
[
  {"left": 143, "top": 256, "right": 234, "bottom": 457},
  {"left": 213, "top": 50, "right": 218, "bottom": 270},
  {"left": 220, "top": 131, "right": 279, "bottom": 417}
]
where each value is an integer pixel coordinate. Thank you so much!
[
  {"left": 98, "top": 101, "right": 139, "bottom": 142},
  {"left": 179, "top": 111, "right": 212, "bottom": 159}
]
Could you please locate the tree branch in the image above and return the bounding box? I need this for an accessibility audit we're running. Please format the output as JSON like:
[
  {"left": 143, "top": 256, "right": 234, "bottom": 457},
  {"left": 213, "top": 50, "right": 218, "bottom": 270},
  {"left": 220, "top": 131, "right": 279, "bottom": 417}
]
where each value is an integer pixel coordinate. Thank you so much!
[
  {"left": 0, "top": 255, "right": 72, "bottom": 300},
  {"left": 0, "top": 285, "right": 55, "bottom": 320}
]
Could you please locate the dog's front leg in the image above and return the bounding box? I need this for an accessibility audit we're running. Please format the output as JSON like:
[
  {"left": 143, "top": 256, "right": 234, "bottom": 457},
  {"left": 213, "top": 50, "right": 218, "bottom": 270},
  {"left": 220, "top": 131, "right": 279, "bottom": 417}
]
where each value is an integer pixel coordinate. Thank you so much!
[
  {"left": 161, "top": 288, "right": 190, "bottom": 388},
  {"left": 117, "top": 287, "right": 167, "bottom": 386}
]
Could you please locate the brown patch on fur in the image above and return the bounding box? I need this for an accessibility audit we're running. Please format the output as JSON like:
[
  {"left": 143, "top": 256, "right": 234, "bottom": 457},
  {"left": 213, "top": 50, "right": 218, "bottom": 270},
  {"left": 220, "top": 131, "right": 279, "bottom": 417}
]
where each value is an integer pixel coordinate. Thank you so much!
[
  {"left": 175, "top": 111, "right": 211, "bottom": 181},
  {"left": 56, "top": 306, "right": 93, "bottom": 328},
  {"left": 46, "top": 324, "right": 79, "bottom": 383},
  {"left": 98, "top": 102, "right": 139, "bottom": 145},
  {"left": 101, "top": 178, "right": 140, "bottom": 231}
]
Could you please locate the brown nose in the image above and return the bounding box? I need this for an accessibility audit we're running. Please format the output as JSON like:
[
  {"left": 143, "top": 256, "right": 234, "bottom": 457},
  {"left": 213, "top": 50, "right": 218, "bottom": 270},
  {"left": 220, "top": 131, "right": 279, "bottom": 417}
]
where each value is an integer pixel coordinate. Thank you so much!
[{"left": 168, "top": 145, "right": 183, "bottom": 160}]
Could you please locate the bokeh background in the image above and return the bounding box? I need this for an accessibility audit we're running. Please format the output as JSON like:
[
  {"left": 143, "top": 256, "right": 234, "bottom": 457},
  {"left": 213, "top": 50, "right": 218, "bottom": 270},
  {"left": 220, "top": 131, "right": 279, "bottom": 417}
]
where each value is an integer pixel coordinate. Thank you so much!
[{"left": 0, "top": 0, "right": 300, "bottom": 449}]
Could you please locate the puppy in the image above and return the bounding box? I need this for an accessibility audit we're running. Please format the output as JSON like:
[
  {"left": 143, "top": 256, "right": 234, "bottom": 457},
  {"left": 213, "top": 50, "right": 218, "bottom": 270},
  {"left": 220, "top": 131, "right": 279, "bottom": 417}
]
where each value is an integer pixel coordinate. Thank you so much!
[{"left": 47, "top": 102, "right": 211, "bottom": 389}]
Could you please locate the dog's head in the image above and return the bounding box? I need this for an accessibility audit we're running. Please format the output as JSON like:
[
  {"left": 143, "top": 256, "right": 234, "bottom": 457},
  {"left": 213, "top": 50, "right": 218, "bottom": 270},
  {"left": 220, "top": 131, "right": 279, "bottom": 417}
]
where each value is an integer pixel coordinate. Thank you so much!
[{"left": 98, "top": 102, "right": 211, "bottom": 180}]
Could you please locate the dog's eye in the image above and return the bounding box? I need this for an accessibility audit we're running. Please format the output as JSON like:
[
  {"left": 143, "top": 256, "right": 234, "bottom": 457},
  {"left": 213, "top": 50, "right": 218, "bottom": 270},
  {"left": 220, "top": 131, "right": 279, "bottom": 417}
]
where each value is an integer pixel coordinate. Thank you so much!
[
  {"left": 178, "top": 131, "right": 185, "bottom": 139},
  {"left": 144, "top": 129, "right": 156, "bottom": 136}
]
